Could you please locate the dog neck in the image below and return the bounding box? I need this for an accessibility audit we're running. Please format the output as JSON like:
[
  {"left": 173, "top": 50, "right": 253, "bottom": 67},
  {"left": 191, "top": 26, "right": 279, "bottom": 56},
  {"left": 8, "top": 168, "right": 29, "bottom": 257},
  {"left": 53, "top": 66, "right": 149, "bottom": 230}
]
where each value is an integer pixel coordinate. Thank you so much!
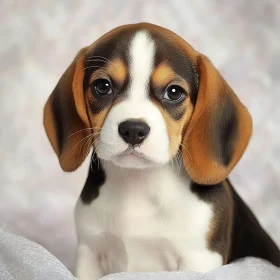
[
  {"left": 80, "top": 152, "right": 192, "bottom": 204},
  {"left": 101, "top": 157, "right": 191, "bottom": 190}
]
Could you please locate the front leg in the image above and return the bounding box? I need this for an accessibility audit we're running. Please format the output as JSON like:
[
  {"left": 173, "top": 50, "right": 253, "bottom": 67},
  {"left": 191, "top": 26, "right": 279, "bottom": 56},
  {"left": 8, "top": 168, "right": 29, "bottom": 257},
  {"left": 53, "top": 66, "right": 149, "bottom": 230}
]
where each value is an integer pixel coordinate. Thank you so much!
[{"left": 75, "top": 244, "right": 104, "bottom": 280}]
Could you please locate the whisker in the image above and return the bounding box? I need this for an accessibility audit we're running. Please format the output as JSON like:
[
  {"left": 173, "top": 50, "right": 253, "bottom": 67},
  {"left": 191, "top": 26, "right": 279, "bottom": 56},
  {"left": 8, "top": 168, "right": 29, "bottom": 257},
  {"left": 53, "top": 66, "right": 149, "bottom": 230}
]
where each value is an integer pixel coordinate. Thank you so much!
[
  {"left": 118, "top": 160, "right": 129, "bottom": 182},
  {"left": 72, "top": 134, "right": 93, "bottom": 150},
  {"left": 178, "top": 151, "right": 183, "bottom": 171},
  {"left": 96, "top": 148, "right": 101, "bottom": 170},
  {"left": 86, "top": 58, "right": 110, "bottom": 63},
  {"left": 67, "top": 128, "right": 93, "bottom": 138},
  {"left": 82, "top": 135, "right": 94, "bottom": 157},
  {"left": 83, "top": 65, "right": 105, "bottom": 70},
  {"left": 68, "top": 127, "right": 112, "bottom": 139},
  {"left": 122, "top": 168, "right": 129, "bottom": 182},
  {"left": 167, "top": 136, "right": 192, "bottom": 162},
  {"left": 90, "top": 137, "right": 101, "bottom": 152},
  {"left": 91, "top": 145, "right": 101, "bottom": 172},
  {"left": 84, "top": 55, "right": 117, "bottom": 70},
  {"left": 180, "top": 143, "right": 192, "bottom": 161},
  {"left": 91, "top": 145, "right": 101, "bottom": 171},
  {"left": 93, "top": 145, "right": 101, "bottom": 170},
  {"left": 90, "top": 151, "right": 95, "bottom": 172},
  {"left": 86, "top": 55, "right": 110, "bottom": 62},
  {"left": 171, "top": 157, "right": 175, "bottom": 173},
  {"left": 100, "top": 158, "right": 110, "bottom": 174},
  {"left": 85, "top": 139, "right": 94, "bottom": 161},
  {"left": 128, "top": 162, "right": 137, "bottom": 181},
  {"left": 176, "top": 151, "right": 183, "bottom": 174},
  {"left": 174, "top": 154, "right": 179, "bottom": 174},
  {"left": 80, "top": 134, "right": 94, "bottom": 153}
]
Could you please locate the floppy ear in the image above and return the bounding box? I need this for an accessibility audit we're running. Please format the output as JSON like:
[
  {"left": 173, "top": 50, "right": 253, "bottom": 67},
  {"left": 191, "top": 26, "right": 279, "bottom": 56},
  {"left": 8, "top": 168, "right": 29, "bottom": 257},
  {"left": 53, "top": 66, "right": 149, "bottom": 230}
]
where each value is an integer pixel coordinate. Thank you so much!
[
  {"left": 182, "top": 55, "right": 252, "bottom": 184},
  {"left": 44, "top": 48, "right": 91, "bottom": 171}
]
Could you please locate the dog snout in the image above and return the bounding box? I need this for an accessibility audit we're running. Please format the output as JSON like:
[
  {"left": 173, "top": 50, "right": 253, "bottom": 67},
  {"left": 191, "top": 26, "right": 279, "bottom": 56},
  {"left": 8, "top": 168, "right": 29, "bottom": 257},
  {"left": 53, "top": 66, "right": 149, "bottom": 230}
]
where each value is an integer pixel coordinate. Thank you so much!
[{"left": 118, "top": 120, "right": 150, "bottom": 146}]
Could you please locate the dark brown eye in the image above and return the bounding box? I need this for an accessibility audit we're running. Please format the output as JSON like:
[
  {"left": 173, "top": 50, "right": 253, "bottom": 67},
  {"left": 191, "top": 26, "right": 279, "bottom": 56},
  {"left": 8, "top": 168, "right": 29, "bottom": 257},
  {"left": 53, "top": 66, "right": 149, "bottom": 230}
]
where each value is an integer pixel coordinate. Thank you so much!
[
  {"left": 92, "top": 79, "right": 113, "bottom": 95},
  {"left": 164, "top": 85, "right": 185, "bottom": 102}
]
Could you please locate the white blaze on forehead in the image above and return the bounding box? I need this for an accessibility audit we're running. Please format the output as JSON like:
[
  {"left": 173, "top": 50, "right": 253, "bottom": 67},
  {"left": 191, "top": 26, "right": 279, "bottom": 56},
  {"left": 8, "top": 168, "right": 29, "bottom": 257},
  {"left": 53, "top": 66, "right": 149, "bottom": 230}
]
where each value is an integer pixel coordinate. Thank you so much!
[
  {"left": 129, "top": 31, "right": 155, "bottom": 101},
  {"left": 97, "top": 30, "right": 170, "bottom": 167}
]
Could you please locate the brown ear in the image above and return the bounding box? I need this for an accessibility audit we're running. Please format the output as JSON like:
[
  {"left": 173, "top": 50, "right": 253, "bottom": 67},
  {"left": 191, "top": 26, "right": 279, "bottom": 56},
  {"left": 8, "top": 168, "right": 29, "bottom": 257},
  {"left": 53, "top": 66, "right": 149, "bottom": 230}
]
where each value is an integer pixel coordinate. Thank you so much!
[
  {"left": 182, "top": 55, "right": 252, "bottom": 184},
  {"left": 43, "top": 49, "right": 91, "bottom": 171}
]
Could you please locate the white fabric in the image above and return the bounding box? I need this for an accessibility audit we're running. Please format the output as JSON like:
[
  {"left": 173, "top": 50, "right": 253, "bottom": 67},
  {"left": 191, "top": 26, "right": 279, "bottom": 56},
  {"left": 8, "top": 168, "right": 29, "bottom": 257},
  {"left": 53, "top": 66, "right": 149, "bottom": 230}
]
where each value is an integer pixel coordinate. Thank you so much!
[
  {"left": 101, "top": 258, "right": 280, "bottom": 280},
  {"left": 0, "top": 229, "right": 77, "bottom": 280},
  {"left": 1, "top": 229, "right": 280, "bottom": 280}
]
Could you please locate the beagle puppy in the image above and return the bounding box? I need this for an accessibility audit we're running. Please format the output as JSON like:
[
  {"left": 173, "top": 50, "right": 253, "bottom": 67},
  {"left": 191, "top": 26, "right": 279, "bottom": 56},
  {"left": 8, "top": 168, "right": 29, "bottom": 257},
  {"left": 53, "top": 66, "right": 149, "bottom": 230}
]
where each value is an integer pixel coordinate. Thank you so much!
[{"left": 43, "top": 23, "right": 280, "bottom": 279}]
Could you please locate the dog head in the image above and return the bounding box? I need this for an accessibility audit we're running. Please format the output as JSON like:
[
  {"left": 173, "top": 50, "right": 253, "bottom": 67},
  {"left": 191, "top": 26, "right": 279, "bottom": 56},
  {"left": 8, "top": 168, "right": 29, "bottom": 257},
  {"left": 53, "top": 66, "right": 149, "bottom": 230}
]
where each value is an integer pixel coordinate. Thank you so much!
[{"left": 44, "top": 23, "right": 252, "bottom": 184}]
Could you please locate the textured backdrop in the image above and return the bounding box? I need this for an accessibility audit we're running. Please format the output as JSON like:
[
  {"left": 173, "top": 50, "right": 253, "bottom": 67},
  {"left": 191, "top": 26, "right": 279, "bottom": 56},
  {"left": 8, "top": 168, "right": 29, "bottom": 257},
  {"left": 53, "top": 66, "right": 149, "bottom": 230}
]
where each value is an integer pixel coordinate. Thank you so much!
[{"left": 1, "top": 0, "right": 280, "bottom": 271}]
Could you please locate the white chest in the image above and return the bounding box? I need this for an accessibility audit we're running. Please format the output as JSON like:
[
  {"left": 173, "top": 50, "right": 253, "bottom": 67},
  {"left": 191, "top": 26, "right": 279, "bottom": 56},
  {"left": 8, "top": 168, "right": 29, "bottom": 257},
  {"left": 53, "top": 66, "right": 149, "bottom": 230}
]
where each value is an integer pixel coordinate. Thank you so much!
[{"left": 75, "top": 164, "right": 222, "bottom": 274}]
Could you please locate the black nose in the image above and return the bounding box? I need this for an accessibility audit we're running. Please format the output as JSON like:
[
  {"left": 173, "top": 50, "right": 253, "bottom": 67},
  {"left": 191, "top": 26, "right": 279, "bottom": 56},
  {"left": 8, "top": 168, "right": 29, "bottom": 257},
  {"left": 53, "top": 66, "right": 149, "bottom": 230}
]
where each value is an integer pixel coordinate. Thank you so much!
[{"left": 118, "top": 120, "right": 150, "bottom": 146}]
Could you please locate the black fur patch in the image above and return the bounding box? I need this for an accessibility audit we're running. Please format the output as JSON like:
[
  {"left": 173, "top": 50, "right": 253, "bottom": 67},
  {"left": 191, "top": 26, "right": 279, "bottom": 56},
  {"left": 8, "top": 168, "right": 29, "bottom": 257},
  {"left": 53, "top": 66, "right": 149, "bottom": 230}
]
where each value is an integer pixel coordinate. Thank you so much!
[
  {"left": 227, "top": 180, "right": 280, "bottom": 266},
  {"left": 190, "top": 181, "right": 224, "bottom": 201},
  {"left": 191, "top": 180, "right": 280, "bottom": 266},
  {"left": 212, "top": 94, "right": 238, "bottom": 166},
  {"left": 80, "top": 152, "right": 106, "bottom": 204},
  {"left": 88, "top": 94, "right": 115, "bottom": 114}
]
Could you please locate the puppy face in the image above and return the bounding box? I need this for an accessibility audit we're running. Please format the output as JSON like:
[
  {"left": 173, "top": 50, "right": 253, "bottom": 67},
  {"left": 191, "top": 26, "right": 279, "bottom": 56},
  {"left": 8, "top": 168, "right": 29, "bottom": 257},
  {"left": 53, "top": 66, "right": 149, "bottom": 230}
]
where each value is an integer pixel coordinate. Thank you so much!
[
  {"left": 83, "top": 31, "right": 198, "bottom": 168},
  {"left": 44, "top": 23, "right": 252, "bottom": 184}
]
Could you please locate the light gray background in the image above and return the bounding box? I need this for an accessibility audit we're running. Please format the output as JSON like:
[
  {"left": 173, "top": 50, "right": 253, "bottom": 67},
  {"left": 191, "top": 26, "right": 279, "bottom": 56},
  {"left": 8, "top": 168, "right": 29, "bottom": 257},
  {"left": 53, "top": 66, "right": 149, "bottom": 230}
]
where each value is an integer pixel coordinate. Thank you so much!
[{"left": 1, "top": 0, "right": 280, "bottom": 271}]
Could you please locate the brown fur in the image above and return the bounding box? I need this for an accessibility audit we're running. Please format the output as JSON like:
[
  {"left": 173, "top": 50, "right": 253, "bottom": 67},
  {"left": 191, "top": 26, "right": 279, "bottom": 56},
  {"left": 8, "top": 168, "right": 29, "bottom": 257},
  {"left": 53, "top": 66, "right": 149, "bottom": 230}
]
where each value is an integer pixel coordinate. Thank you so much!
[
  {"left": 44, "top": 50, "right": 91, "bottom": 171},
  {"left": 181, "top": 55, "right": 252, "bottom": 184},
  {"left": 151, "top": 63, "right": 190, "bottom": 93},
  {"left": 89, "top": 58, "right": 127, "bottom": 85}
]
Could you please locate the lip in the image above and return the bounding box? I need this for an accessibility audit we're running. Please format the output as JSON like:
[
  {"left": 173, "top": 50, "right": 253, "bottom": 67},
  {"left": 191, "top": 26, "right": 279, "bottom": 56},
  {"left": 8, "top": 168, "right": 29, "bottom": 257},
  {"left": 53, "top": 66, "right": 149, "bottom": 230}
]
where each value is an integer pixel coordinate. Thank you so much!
[{"left": 115, "top": 148, "right": 152, "bottom": 162}]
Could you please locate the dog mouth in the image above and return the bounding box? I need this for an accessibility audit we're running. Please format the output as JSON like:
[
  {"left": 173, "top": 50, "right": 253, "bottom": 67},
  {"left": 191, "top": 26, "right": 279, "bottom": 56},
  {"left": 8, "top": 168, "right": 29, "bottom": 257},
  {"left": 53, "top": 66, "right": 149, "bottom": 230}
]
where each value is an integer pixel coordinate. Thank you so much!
[
  {"left": 112, "top": 147, "right": 154, "bottom": 168},
  {"left": 115, "top": 148, "right": 151, "bottom": 160}
]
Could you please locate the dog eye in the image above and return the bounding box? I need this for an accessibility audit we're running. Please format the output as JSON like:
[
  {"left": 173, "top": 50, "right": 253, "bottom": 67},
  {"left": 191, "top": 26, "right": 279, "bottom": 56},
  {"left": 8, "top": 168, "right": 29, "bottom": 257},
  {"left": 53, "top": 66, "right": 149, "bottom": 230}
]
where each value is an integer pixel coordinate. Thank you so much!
[
  {"left": 92, "top": 79, "right": 113, "bottom": 95},
  {"left": 164, "top": 85, "right": 185, "bottom": 102}
]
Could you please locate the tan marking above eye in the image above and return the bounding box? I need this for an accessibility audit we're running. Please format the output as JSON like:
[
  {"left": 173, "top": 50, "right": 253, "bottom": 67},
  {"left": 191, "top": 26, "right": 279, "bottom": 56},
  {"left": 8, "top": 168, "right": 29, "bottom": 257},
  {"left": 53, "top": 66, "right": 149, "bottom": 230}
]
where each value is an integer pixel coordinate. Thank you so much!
[
  {"left": 89, "top": 58, "right": 127, "bottom": 85},
  {"left": 152, "top": 62, "right": 190, "bottom": 93},
  {"left": 152, "top": 63, "right": 176, "bottom": 87},
  {"left": 107, "top": 58, "right": 127, "bottom": 84}
]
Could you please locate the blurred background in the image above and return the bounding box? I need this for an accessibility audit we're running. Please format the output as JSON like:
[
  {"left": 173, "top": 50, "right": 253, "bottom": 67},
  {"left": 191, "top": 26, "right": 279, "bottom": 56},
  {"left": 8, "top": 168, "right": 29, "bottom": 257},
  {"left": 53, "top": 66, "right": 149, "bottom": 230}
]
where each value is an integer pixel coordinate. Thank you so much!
[{"left": 1, "top": 0, "right": 280, "bottom": 272}]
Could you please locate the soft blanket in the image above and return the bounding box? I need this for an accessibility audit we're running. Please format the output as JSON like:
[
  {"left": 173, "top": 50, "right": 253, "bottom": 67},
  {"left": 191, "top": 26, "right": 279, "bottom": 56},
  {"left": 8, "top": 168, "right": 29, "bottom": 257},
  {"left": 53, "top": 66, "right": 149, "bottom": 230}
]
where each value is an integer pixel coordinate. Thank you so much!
[{"left": 0, "top": 228, "right": 279, "bottom": 280}]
